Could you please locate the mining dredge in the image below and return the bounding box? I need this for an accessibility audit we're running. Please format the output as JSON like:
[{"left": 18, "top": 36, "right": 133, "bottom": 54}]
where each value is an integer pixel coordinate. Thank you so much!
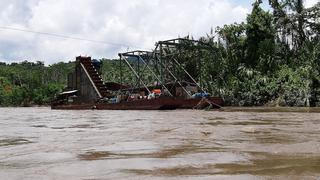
[{"left": 51, "top": 38, "right": 223, "bottom": 110}]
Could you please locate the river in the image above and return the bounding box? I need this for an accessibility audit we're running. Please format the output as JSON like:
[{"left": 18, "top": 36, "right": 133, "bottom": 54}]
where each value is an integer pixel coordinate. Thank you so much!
[{"left": 0, "top": 108, "right": 319, "bottom": 179}]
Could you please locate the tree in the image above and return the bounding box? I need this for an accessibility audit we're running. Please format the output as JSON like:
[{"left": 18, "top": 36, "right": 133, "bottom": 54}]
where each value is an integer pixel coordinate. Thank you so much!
[{"left": 246, "top": 0, "right": 276, "bottom": 72}]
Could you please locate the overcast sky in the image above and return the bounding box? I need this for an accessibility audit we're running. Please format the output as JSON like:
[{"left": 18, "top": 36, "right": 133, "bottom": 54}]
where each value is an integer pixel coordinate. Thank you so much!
[{"left": 0, "top": 0, "right": 318, "bottom": 64}]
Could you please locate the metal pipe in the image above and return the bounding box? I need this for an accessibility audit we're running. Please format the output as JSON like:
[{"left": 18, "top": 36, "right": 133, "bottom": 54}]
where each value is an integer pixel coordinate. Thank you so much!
[
  {"left": 171, "top": 57, "right": 207, "bottom": 93},
  {"left": 120, "top": 54, "right": 152, "bottom": 95},
  {"left": 119, "top": 54, "right": 123, "bottom": 92},
  {"left": 155, "top": 56, "right": 192, "bottom": 97},
  {"left": 137, "top": 55, "right": 173, "bottom": 97}
]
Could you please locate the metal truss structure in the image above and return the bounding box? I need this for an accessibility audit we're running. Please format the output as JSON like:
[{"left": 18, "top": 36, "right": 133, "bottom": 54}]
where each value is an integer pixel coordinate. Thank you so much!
[{"left": 118, "top": 38, "right": 209, "bottom": 97}]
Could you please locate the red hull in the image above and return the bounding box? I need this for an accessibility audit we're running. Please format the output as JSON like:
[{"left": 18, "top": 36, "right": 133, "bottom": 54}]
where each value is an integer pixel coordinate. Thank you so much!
[
  {"left": 96, "top": 97, "right": 178, "bottom": 110},
  {"left": 51, "top": 103, "right": 95, "bottom": 110},
  {"left": 51, "top": 97, "right": 223, "bottom": 110}
]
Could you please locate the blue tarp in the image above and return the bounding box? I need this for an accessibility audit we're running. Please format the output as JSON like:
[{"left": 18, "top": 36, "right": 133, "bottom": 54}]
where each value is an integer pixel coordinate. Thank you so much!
[{"left": 192, "top": 92, "right": 210, "bottom": 98}]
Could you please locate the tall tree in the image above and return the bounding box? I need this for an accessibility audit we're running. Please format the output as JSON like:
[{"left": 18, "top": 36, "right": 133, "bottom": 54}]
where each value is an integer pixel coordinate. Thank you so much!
[{"left": 246, "top": 0, "right": 275, "bottom": 71}]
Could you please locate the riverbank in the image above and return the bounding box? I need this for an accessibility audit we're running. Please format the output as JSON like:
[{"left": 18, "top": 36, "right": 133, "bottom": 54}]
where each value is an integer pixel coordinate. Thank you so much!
[{"left": 221, "top": 107, "right": 320, "bottom": 113}]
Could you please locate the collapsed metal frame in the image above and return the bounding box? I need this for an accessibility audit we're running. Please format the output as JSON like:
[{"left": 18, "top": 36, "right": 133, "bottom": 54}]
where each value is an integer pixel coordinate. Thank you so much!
[
  {"left": 118, "top": 38, "right": 210, "bottom": 97},
  {"left": 155, "top": 38, "right": 208, "bottom": 92},
  {"left": 119, "top": 51, "right": 172, "bottom": 96}
]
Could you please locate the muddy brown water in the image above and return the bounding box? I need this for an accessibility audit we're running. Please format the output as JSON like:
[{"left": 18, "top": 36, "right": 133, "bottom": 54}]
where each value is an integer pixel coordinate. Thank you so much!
[{"left": 0, "top": 107, "right": 320, "bottom": 180}]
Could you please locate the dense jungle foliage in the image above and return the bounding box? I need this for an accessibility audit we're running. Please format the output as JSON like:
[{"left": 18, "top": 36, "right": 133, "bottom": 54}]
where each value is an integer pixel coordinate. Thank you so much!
[
  {"left": 206, "top": 0, "right": 320, "bottom": 106},
  {"left": 0, "top": 61, "right": 74, "bottom": 106},
  {"left": 0, "top": 0, "right": 319, "bottom": 106}
]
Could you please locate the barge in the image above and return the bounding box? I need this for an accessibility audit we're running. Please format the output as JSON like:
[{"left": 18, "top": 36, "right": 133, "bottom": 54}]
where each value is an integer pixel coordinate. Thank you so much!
[{"left": 51, "top": 39, "right": 224, "bottom": 110}]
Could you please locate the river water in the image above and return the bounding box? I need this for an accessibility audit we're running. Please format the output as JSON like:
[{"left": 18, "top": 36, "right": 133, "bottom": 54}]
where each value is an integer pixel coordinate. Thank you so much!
[{"left": 0, "top": 108, "right": 319, "bottom": 180}]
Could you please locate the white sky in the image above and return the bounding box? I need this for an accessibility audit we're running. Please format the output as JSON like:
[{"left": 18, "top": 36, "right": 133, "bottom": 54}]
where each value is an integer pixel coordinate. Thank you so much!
[{"left": 0, "top": 0, "right": 317, "bottom": 64}]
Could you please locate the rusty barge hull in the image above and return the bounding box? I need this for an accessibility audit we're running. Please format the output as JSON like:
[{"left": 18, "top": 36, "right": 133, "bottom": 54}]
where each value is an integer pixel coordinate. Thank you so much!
[
  {"left": 96, "top": 97, "right": 178, "bottom": 110},
  {"left": 51, "top": 104, "right": 95, "bottom": 110},
  {"left": 51, "top": 97, "right": 223, "bottom": 110}
]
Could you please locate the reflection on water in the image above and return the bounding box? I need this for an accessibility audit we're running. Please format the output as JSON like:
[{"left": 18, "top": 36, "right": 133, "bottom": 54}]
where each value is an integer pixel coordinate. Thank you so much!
[{"left": 0, "top": 107, "right": 320, "bottom": 180}]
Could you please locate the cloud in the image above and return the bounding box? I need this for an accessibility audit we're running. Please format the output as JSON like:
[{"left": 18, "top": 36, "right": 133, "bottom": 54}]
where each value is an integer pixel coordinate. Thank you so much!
[
  {"left": 0, "top": 0, "right": 250, "bottom": 64},
  {"left": 305, "top": 0, "right": 318, "bottom": 8}
]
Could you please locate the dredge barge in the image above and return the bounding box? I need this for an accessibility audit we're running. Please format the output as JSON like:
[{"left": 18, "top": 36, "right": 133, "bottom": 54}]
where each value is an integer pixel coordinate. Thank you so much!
[{"left": 51, "top": 38, "right": 223, "bottom": 110}]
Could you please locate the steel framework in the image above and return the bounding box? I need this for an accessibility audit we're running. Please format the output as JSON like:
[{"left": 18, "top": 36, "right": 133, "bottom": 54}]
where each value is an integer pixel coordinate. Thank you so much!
[{"left": 118, "top": 38, "right": 210, "bottom": 97}]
